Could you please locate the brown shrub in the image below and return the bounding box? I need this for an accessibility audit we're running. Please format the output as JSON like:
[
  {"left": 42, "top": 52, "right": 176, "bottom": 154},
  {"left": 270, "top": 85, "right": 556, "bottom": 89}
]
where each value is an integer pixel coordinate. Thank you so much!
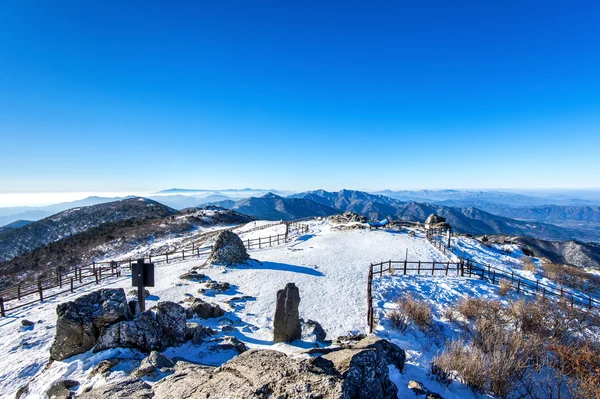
[
  {"left": 542, "top": 261, "right": 600, "bottom": 295},
  {"left": 455, "top": 297, "right": 502, "bottom": 322},
  {"left": 397, "top": 294, "right": 432, "bottom": 330},
  {"left": 553, "top": 339, "right": 600, "bottom": 399}
]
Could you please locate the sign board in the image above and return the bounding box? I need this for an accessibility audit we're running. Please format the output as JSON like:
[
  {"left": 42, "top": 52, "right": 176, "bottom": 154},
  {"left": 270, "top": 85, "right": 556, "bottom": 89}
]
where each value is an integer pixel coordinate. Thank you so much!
[{"left": 131, "top": 262, "right": 155, "bottom": 287}]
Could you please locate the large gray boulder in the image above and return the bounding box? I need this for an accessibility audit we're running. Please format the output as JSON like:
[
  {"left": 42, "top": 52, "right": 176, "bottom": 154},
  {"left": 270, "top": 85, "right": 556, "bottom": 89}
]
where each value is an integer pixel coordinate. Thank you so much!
[
  {"left": 156, "top": 301, "right": 187, "bottom": 347},
  {"left": 50, "top": 288, "right": 130, "bottom": 360},
  {"left": 207, "top": 230, "right": 249, "bottom": 265},
  {"left": 424, "top": 214, "right": 446, "bottom": 225},
  {"left": 273, "top": 283, "right": 301, "bottom": 343},
  {"left": 184, "top": 296, "right": 225, "bottom": 319},
  {"left": 323, "top": 337, "right": 404, "bottom": 398},
  {"left": 94, "top": 311, "right": 164, "bottom": 353}
]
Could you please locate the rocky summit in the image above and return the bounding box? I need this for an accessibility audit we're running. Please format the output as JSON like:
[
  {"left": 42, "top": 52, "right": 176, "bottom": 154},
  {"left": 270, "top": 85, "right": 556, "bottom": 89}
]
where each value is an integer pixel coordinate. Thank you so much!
[{"left": 81, "top": 336, "right": 405, "bottom": 399}]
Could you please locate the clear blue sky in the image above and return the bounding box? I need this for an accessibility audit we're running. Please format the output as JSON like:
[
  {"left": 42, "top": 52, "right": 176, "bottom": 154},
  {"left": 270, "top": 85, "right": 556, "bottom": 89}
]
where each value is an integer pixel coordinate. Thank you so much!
[{"left": 1, "top": 0, "right": 599, "bottom": 193}]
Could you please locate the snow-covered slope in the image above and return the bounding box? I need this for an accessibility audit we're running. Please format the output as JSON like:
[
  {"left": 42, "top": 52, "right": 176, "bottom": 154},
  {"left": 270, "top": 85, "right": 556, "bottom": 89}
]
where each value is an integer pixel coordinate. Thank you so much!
[{"left": 0, "top": 219, "right": 597, "bottom": 398}]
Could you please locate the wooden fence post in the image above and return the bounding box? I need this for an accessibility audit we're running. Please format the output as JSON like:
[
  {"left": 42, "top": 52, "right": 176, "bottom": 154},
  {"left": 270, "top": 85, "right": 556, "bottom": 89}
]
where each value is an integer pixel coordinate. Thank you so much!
[
  {"left": 95, "top": 270, "right": 99, "bottom": 284},
  {"left": 166, "top": 253, "right": 169, "bottom": 263},
  {"left": 99, "top": 267, "right": 102, "bottom": 281},
  {"left": 149, "top": 255, "right": 152, "bottom": 263},
  {"left": 269, "top": 236, "right": 272, "bottom": 247},
  {"left": 445, "top": 262, "right": 449, "bottom": 276},
  {"left": 247, "top": 239, "right": 250, "bottom": 249},
  {"left": 492, "top": 271, "right": 496, "bottom": 284},
  {"left": 182, "top": 250, "right": 185, "bottom": 260},
  {"left": 38, "top": 280, "right": 43, "bottom": 302},
  {"left": 432, "top": 261, "right": 435, "bottom": 276},
  {"left": 259, "top": 237, "right": 262, "bottom": 249},
  {"left": 70, "top": 277, "right": 74, "bottom": 293},
  {"left": 536, "top": 280, "right": 539, "bottom": 292},
  {"left": 517, "top": 279, "right": 521, "bottom": 294},
  {"left": 0, "top": 297, "right": 5, "bottom": 317},
  {"left": 79, "top": 267, "right": 83, "bottom": 283},
  {"left": 17, "top": 285, "right": 21, "bottom": 301},
  {"left": 388, "top": 260, "right": 392, "bottom": 274},
  {"left": 403, "top": 260, "right": 407, "bottom": 275},
  {"left": 418, "top": 261, "right": 421, "bottom": 275}
]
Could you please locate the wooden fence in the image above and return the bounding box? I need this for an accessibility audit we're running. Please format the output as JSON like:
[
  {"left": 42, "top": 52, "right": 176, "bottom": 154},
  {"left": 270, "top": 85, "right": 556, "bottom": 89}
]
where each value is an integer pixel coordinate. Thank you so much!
[
  {"left": 425, "top": 233, "right": 600, "bottom": 312},
  {"left": 0, "top": 221, "right": 310, "bottom": 317},
  {"left": 366, "top": 257, "right": 600, "bottom": 333}
]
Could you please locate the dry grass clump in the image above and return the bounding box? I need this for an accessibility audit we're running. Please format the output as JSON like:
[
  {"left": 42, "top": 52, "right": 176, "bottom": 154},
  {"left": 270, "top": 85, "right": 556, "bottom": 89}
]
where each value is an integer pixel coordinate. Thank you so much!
[
  {"left": 521, "top": 257, "right": 536, "bottom": 272},
  {"left": 455, "top": 297, "right": 502, "bottom": 321},
  {"left": 434, "top": 296, "right": 600, "bottom": 398},
  {"left": 542, "top": 261, "right": 600, "bottom": 295},
  {"left": 498, "top": 279, "right": 512, "bottom": 296},
  {"left": 396, "top": 294, "right": 432, "bottom": 330}
]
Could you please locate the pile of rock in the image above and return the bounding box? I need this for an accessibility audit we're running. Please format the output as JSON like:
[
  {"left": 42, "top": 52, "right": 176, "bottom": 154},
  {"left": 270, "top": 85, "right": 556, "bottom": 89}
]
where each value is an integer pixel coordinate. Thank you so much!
[
  {"left": 424, "top": 214, "right": 446, "bottom": 225},
  {"left": 207, "top": 230, "right": 250, "bottom": 265},
  {"left": 328, "top": 212, "right": 368, "bottom": 224},
  {"left": 50, "top": 288, "right": 225, "bottom": 361}
]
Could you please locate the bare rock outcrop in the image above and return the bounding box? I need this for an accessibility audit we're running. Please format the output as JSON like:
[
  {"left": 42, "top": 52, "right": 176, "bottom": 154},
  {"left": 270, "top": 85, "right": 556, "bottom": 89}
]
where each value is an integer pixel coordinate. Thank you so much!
[
  {"left": 150, "top": 336, "right": 404, "bottom": 399},
  {"left": 133, "top": 351, "right": 175, "bottom": 378},
  {"left": 207, "top": 230, "right": 249, "bottom": 265},
  {"left": 77, "top": 378, "right": 154, "bottom": 399},
  {"left": 50, "top": 288, "right": 130, "bottom": 361},
  {"left": 273, "top": 283, "right": 301, "bottom": 343},
  {"left": 329, "top": 212, "right": 368, "bottom": 224}
]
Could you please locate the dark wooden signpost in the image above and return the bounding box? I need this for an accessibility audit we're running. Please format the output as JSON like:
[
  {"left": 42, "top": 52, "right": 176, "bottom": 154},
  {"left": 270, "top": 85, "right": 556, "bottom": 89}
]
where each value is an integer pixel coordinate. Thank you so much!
[{"left": 131, "top": 258, "right": 155, "bottom": 312}]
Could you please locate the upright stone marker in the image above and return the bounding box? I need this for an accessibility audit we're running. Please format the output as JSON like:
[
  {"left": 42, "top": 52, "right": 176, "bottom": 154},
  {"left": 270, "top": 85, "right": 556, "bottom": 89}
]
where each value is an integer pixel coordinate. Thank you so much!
[{"left": 273, "top": 283, "right": 301, "bottom": 343}]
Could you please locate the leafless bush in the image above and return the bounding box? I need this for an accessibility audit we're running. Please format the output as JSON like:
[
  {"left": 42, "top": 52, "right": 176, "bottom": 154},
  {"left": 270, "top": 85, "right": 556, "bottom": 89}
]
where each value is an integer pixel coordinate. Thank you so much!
[
  {"left": 429, "top": 360, "right": 452, "bottom": 386},
  {"left": 436, "top": 296, "right": 600, "bottom": 398},
  {"left": 397, "top": 294, "right": 432, "bottom": 330},
  {"left": 553, "top": 338, "right": 600, "bottom": 399},
  {"left": 389, "top": 309, "right": 410, "bottom": 332},
  {"left": 542, "top": 261, "right": 600, "bottom": 296},
  {"left": 442, "top": 307, "right": 456, "bottom": 322}
]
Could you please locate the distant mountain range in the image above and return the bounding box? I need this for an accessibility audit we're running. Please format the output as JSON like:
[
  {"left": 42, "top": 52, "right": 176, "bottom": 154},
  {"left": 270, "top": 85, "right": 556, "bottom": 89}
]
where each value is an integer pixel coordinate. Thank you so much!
[
  {"left": 289, "top": 190, "right": 600, "bottom": 242},
  {"left": 0, "top": 198, "right": 177, "bottom": 263},
  {"left": 210, "top": 193, "right": 338, "bottom": 220}
]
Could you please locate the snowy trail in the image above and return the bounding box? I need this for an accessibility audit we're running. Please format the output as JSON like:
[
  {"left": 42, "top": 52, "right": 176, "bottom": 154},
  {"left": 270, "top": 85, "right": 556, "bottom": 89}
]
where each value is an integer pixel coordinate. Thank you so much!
[{"left": 196, "top": 221, "right": 449, "bottom": 350}]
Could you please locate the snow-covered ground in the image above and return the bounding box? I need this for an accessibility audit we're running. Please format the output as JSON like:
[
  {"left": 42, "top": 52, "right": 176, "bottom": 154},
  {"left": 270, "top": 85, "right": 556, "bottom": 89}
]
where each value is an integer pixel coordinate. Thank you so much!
[{"left": 0, "top": 219, "right": 597, "bottom": 398}]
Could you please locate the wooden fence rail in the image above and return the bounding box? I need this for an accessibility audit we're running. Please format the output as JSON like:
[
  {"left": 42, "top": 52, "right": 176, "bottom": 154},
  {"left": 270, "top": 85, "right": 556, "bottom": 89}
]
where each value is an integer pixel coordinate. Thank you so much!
[{"left": 0, "top": 222, "right": 311, "bottom": 317}]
